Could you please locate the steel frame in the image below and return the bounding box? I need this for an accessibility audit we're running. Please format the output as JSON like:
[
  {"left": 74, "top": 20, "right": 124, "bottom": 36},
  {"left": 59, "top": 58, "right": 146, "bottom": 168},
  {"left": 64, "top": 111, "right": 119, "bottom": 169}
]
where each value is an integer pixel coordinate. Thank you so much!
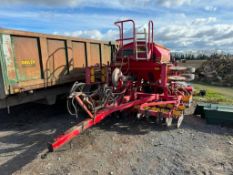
[
  {"left": 48, "top": 92, "right": 158, "bottom": 152},
  {"left": 48, "top": 19, "right": 194, "bottom": 153}
]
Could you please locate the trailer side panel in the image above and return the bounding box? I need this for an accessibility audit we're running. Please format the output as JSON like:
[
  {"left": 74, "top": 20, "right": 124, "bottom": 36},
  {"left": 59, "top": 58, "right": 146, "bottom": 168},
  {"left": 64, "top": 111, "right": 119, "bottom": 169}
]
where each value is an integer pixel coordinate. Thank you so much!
[{"left": 0, "top": 28, "right": 114, "bottom": 108}]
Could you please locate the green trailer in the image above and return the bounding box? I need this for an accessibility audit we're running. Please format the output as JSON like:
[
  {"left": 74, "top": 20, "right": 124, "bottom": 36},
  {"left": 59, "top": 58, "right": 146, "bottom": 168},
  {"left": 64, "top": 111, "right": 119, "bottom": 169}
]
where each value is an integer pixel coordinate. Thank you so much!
[
  {"left": 194, "top": 103, "right": 233, "bottom": 125},
  {"left": 0, "top": 28, "right": 114, "bottom": 109}
]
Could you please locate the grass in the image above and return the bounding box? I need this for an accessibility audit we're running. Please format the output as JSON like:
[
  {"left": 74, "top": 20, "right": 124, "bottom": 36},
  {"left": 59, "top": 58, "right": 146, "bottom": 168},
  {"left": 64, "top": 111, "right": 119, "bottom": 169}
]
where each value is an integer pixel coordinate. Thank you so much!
[{"left": 193, "top": 83, "right": 233, "bottom": 105}]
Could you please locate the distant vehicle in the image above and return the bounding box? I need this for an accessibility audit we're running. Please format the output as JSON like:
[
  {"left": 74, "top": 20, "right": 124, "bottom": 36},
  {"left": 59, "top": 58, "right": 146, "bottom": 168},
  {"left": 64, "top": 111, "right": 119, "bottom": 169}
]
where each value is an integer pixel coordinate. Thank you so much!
[{"left": 181, "top": 59, "right": 186, "bottom": 63}]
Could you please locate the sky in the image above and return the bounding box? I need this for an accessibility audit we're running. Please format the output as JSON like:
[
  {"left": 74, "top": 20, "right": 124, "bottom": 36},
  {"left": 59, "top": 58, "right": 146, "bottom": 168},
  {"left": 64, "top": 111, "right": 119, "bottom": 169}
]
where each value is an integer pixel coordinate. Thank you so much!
[{"left": 0, "top": 0, "right": 233, "bottom": 53}]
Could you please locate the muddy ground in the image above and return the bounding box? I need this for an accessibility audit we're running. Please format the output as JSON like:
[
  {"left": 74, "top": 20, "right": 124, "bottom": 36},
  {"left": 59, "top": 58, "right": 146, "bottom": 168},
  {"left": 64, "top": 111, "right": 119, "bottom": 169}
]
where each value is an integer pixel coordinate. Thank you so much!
[{"left": 0, "top": 102, "right": 232, "bottom": 175}]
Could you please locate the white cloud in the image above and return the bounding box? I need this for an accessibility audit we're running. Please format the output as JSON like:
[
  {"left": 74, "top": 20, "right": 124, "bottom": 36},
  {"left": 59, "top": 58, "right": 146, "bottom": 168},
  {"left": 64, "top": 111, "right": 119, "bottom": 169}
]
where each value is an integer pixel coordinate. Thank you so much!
[
  {"left": 61, "top": 29, "right": 118, "bottom": 41},
  {"left": 204, "top": 6, "right": 217, "bottom": 12},
  {"left": 56, "top": 21, "right": 233, "bottom": 52},
  {"left": 0, "top": 9, "right": 123, "bottom": 31},
  {"left": 192, "top": 17, "right": 217, "bottom": 25},
  {"left": 157, "top": 0, "right": 191, "bottom": 8},
  {"left": 1, "top": 6, "right": 231, "bottom": 51},
  {"left": 1, "top": 0, "right": 233, "bottom": 53},
  {"left": 0, "top": 0, "right": 191, "bottom": 8},
  {"left": 156, "top": 22, "right": 233, "bottom": 51},
  {"left": 64, "top": 30, "right": 102, "bottom": 39}
]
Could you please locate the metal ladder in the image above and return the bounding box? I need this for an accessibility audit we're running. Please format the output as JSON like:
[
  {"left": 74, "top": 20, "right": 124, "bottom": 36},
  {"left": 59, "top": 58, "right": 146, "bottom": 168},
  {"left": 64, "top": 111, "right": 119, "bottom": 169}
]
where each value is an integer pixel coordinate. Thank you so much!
[
  {"left": 135, "top": 28, "right": 148, "bottom": 60},
  {"left": 135, "top": 21, "right": 154, "bottom": 60},
  {"left": 114, "top": 19, "right": 154, "bottom": 61}
]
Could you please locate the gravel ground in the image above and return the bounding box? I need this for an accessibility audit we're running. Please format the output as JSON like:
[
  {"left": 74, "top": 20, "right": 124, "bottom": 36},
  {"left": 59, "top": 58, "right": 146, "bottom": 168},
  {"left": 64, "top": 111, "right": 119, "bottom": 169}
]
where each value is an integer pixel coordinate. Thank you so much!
[{"left": 0, "top": 102, "right": 232, "bottom": 175}]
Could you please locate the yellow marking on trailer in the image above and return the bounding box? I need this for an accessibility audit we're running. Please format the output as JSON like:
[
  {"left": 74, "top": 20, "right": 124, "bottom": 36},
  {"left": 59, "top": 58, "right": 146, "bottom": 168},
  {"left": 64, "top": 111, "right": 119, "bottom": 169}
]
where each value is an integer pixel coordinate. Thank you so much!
[{"left": 21, "top": 59, "right": 36, "bottom": 66}]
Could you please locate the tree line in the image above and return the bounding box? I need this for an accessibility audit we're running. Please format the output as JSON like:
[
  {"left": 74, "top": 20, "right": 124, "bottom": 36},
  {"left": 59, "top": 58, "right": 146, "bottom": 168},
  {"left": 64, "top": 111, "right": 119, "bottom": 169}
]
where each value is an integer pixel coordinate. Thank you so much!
[{"left": 171, "top": 52, "right": 233, "bottom": 61}]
